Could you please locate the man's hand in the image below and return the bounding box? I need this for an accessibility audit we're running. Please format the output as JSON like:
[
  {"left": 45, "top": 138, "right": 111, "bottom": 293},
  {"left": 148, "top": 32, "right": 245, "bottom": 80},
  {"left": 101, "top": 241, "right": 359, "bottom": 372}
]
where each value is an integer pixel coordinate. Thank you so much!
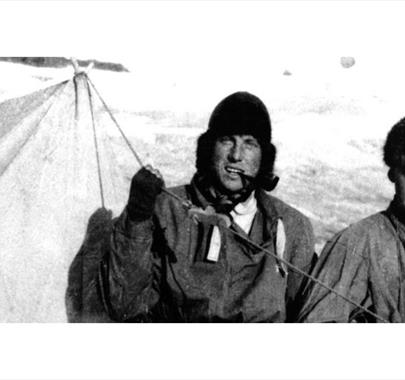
[{"left": 127, "top": 165, "right": 164, "bottom": 221}]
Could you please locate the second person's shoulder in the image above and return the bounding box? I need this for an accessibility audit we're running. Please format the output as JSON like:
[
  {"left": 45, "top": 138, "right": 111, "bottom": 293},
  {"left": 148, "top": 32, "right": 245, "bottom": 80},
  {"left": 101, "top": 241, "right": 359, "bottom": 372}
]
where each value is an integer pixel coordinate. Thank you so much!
[{"left": 327, "top": 211, "right": 394, "bottom": 249}]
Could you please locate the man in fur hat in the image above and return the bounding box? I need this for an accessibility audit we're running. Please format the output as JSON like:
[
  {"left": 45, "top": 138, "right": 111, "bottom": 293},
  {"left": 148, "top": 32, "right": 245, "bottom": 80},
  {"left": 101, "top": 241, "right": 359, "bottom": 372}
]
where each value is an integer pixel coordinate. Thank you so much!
[
  {"left": 299, "top": 117, "right": 405, "bottom": 323},
  {"left": 100, "top": 92, "right": 315, "bottom": 322}
]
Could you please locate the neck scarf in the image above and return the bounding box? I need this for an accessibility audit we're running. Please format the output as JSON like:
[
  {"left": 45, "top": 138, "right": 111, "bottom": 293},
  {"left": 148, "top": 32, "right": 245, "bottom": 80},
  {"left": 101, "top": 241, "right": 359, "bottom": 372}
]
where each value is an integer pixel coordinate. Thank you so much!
[
  {"left": 190, "top": 174, "right": 258, "bottom": 262},
  {"left": 191, "top": 173, "right": 254, "bottom": 214}
]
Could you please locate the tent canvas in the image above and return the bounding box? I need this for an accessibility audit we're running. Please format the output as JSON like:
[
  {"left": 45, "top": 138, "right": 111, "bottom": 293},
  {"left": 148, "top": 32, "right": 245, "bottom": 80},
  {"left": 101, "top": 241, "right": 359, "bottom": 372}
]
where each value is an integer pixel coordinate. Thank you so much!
[{"left": 0, "top": 71, "right": 134, "bottom": 322}]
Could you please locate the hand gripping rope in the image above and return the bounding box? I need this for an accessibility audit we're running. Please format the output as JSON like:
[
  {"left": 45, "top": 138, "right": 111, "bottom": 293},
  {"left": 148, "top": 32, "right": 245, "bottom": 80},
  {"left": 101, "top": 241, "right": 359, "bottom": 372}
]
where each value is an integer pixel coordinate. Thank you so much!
[{"left": 81, "top": 71, "right": 388, "bottom": 323}]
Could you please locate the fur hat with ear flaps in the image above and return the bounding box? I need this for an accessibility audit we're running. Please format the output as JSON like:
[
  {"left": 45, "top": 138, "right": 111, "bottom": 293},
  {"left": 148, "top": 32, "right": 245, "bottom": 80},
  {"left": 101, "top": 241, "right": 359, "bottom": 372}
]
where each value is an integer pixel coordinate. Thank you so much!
[{"left": 196, "top": 91, "right": 278, "bottom": 191}]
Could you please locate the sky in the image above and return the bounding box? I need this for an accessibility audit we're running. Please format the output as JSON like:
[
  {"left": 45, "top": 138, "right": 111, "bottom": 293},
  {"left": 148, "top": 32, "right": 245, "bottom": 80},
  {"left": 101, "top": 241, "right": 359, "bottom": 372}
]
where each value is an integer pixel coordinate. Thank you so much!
[
  {"left": 4, "top": 1, "right": 405, "bottom": 83},
  {"left": 3, "top": 1, "right": 405, "bottom": 111}
]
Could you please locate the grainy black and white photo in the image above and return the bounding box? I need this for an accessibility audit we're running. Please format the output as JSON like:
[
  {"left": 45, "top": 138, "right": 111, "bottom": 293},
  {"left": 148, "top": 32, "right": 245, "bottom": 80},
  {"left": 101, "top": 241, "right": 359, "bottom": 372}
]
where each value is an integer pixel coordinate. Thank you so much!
[{"left": 1, "top": 1, "right": 405, "bottom": 379}]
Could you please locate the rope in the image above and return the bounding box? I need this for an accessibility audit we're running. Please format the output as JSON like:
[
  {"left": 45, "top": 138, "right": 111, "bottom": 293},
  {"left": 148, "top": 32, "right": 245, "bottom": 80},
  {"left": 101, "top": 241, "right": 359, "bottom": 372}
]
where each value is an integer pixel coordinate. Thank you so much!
[
  {"left": 84, "top": 74, "right": 388, "bottom": 323},
  {"left": 85, "top": 75, "right": 144, "bottom": 167},
  {"left": 84, "top": 76, "right": 105, "bottom": 208},
  {"left": 86, "top": 74, "right": 193, "bottom": 209}
]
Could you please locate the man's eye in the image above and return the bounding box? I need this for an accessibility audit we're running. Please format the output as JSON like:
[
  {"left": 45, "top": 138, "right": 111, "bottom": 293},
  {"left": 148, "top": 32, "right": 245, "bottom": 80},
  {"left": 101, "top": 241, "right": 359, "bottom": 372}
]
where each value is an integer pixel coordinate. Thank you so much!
[{"left": 244, "top": 140, "right": 260, "bottom": 148}]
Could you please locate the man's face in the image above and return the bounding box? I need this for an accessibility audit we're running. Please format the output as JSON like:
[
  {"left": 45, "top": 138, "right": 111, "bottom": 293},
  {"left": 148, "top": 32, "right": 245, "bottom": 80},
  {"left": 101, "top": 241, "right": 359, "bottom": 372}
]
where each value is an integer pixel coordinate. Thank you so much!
[{"left": 212, "top": 134, "right": 262, "bottom": 193}]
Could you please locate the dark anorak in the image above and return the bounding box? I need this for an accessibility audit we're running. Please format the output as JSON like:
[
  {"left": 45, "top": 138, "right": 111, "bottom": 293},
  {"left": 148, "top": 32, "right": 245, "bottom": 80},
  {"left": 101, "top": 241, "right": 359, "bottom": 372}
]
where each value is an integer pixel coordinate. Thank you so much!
[
  {"left": 100, "top": 182, "right": 315, "bottom": 322},
  {"left": 299, "top": 204, "right": 405, "bottom": 323}
]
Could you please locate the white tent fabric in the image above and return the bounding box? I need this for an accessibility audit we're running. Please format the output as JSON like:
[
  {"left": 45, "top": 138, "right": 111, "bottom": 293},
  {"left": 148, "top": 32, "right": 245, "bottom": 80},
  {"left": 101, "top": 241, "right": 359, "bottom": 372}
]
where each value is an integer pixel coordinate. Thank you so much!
[{"left": 0, "top": 73, "right": 131, "bottom": 322}]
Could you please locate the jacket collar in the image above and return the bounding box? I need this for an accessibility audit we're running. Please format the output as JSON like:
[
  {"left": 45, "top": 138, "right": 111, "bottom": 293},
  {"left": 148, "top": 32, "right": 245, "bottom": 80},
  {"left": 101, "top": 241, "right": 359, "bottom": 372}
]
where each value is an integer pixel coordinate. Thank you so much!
[{"left": 256, "top": 188, "right": 281, "bottom": 222}]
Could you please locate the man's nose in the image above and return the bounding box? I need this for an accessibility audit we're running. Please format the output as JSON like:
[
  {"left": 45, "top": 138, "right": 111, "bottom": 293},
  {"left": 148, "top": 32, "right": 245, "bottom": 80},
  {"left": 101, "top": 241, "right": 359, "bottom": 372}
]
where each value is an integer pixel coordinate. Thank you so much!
[{"left": 228, "top": 143, "right": 243, "bottom": 162}]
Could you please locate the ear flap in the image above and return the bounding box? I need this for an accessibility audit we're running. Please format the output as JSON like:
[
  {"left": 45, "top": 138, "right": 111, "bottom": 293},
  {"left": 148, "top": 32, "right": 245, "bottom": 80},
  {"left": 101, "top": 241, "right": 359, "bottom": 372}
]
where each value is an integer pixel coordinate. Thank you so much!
[
  {"left": 195, "top": 131, "right": 214, "bottom": 175},
  {"left": 258, "top": 143, "right": 278, "bottom": 191},
  {"left": 260, "top": 143, "right": 276, "bottom": 172}
]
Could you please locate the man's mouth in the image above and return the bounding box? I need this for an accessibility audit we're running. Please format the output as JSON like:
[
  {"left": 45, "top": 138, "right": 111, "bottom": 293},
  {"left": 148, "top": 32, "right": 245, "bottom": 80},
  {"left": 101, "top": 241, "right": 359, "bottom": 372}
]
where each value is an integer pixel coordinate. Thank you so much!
[{"left": 225, "top": 166, "right": 245, "bottom": 177}]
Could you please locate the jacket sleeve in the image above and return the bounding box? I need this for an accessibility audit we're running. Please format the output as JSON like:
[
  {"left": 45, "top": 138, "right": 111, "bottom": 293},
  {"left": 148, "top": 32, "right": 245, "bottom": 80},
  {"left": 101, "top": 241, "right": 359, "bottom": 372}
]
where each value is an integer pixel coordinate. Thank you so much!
[
  {"left": 99, "top": 207, "right": 163, "bottom": 322},
  {"left": 284, "top": 215, "right": 317, "bottom": 322},
  {"left": 298, "top": 228, "right": 371, "bottom": 323}
]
